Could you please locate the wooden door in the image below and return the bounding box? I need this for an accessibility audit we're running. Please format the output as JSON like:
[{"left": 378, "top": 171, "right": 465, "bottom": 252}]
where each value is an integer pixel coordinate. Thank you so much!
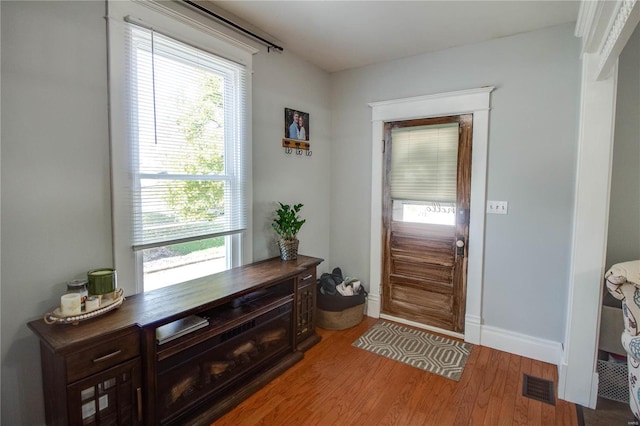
[{"left": 382, "top": 114, "right": 472, "bottom": 333}]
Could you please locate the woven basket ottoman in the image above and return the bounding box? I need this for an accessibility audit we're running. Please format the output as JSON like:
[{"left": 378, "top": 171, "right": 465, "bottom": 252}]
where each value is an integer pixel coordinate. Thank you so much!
[{"left": 316, "top": 286, "right": 366, "bottom": 330}]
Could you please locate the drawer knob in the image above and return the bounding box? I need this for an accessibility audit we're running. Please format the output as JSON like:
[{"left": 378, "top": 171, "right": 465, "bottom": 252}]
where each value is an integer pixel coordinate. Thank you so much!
[
  {"left": 300, "top": 274, "right": 313, "bottom": 281},
  {"left": 92, "top": 349, "right": 122, "bottom": 363}
]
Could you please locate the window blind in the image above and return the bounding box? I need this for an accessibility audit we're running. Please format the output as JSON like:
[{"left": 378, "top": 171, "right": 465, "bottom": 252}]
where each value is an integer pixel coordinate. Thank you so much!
[
  {"left": 390, "top": 123, "right": 459, "bottom": 203},
  {"left": 126, "top": 24, "right": 248, "bottom": 250}
]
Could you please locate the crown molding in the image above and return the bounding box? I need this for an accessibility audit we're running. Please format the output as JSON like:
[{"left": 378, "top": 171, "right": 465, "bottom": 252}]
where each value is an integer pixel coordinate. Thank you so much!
[
  {"left": 575, "top": 0, "right": 604, "bottom": 52},
  {"left": 598, "top": 0, "right": 640, "bottom": 77},
  {"left": 575, "top": 0, "right": 640, "bottom": 79}
]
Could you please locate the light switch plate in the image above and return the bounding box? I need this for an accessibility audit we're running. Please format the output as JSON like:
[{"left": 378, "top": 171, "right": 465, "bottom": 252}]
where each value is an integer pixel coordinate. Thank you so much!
[{"left": 487, "top": 200, "right": 508, "bottom": 214}]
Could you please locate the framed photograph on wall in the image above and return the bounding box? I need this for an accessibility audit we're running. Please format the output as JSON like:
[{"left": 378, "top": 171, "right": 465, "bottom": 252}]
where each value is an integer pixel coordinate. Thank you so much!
[{"left": 284, "top": 108, "right": 310, "bottom": 141}]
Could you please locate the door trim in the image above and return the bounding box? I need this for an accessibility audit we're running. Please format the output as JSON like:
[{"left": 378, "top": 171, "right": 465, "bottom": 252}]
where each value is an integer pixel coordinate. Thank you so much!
[{"left": 368, "top": 86, "right": 494, "bottom": 344}]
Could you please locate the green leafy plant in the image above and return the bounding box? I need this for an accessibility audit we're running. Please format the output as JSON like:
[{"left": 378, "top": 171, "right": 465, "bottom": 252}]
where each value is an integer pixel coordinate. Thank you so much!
[
  {"left": 165, "top": 73, "right": 225, "bottom": 222},
  {"left": 272, "top": 202, "right": 305, "bottom": 241}
]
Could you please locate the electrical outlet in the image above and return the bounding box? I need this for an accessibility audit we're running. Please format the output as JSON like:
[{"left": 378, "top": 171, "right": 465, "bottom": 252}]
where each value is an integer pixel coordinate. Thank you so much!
[{"left": 487, "top": 200, "right": 508, "bottom": 215}]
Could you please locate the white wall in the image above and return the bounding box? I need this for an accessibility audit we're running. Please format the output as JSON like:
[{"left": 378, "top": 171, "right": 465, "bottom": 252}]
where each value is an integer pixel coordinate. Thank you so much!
[
  {"left": 606, "top": 24, "right": 640, "bottom": 269},
  {"left": 251, "top": 46, "right": 332, "bottom": 266},
  {"left": 330, "top": 23, "right": 581, "bottom": 344},
  {"left": 0, "top": 1, "right": 332, "bottom": 424}
]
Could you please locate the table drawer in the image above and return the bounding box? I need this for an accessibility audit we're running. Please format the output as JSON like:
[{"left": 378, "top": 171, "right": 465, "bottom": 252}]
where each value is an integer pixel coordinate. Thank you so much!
[
  {"left": 297, "top": 268, "right": 316, "bottom": 289},
  {"left": 66, "top": 330, "right": 140, "bottom": 383}
]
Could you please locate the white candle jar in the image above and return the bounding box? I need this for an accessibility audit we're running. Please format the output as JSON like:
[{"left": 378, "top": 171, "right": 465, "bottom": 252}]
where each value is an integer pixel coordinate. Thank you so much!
[{"left": 60, "top": 293, "right": 82, "bottom": 316}]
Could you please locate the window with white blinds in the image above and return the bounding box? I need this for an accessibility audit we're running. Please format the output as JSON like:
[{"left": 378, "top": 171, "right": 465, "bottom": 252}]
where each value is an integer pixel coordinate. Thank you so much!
[
  {"left": 126, "top": 24, "right": 248, "bottom": 251},
  {"left": 390, "top": 123, "right": 459, "bottom": 203}
]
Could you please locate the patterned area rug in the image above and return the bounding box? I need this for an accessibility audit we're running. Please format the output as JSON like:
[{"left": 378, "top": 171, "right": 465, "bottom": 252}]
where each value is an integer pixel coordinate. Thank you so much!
[{"left": 352, "top": 321, "right": 473, "bottom": 381}]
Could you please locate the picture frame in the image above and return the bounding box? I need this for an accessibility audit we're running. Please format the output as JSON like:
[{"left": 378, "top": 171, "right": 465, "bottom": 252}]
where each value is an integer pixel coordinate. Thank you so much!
[{"left": 284, "top": 108, "right": 310, "bottom": 141}]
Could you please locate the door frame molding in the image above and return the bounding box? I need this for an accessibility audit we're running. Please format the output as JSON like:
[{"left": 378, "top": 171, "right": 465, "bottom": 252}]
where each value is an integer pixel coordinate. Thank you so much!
[
  {"left": 368, "top": 86, "right": 494, "bottom": 343},
  {"left": 559, "top": 0, "right": 640, "bottom": 408}
]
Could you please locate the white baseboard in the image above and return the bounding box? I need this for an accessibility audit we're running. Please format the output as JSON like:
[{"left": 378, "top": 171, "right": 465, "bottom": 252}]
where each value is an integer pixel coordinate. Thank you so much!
[
  {"left": 480, "top": 325, "right": 563, "bottom": 365},
  {"left": 366, "top": 293, "right": 381, "bottom": 318},
  {"left": 464, "top": 314, "right": 482, "bottom": 345},
  {"left": 364, "top": 302, "right": 561, "bottom": 366}
]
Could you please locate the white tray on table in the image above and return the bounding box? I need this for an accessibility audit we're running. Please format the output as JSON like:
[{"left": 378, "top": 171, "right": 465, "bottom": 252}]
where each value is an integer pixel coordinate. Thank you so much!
[{"left": 44, "top": 288, "right": 125, "bottom": 325}]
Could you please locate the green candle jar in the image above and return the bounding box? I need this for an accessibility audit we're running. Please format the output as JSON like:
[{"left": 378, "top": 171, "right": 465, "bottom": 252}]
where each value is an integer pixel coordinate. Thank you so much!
[{"left": 87, "top": 268, "right": 116, "bottom": 296}]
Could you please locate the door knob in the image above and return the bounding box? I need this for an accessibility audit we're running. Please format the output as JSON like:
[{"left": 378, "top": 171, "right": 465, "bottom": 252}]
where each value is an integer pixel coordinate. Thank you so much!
[{"left": 456, "top": 238, "right": 465, "bottom": 255}]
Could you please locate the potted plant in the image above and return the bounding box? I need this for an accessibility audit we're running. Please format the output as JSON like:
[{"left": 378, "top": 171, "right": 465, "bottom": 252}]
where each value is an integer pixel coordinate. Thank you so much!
[{"left": 272, "top": 202, "right": 306, "bottom": 260}]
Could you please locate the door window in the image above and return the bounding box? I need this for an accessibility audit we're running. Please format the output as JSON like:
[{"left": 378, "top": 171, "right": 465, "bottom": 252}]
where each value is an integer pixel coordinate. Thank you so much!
[{"left": 389, "top": 123, "right": 459, "bottom": 226}]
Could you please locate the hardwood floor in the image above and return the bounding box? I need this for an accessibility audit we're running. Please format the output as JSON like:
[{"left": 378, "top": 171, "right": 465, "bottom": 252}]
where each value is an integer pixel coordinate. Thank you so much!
[{"left": 213, "top": 317, "right": 578, "bottom": 426}]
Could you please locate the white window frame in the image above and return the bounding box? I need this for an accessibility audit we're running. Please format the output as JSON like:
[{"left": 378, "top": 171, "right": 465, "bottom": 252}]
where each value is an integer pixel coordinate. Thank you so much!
[{"left": 107, "top": 0, "right": 255, "bottom": 295}]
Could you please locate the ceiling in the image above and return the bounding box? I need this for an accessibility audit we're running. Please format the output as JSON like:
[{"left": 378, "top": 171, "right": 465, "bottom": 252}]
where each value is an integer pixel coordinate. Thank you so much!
[{"left": 211, "top": 1, "right": 581, "bottom": 73}]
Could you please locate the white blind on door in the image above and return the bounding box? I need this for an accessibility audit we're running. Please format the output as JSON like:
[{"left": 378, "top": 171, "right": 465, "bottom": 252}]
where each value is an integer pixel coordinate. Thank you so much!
[
  {"left": 390, "top": 123, "right": 459, "bottom": 202},
  {"left": 126, "top": 24, "right": 248, "bottom": 250}
]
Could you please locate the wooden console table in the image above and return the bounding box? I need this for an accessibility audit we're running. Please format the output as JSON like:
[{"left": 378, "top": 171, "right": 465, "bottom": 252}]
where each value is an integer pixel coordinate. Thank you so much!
[{"left": 28, "top": 255, "right": 323, "bottom": 426}]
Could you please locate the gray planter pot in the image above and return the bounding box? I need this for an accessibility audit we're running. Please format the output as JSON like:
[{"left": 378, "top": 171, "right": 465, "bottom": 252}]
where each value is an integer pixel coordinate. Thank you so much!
[{"left": 277, "top": 239, "right": 299, "bottom": 260}]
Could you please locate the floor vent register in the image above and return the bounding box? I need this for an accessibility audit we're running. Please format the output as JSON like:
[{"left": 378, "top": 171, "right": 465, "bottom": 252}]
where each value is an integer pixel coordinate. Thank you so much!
[{"left": 522, "top": 374, "right": 556, "bottom": 405}]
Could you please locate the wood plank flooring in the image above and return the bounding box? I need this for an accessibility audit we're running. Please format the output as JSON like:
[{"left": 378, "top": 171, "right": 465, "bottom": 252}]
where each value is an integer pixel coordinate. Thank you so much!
[{"left": 213, "top": 317, "right": 578, "bottom": 426}]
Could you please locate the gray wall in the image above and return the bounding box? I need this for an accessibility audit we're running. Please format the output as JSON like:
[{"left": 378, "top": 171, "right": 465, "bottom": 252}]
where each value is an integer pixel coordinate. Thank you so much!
[
  {"left": 329, "top": 23, "right": 581, "bottom": 342},
  {"left": 0, "top": 1, "right": 331, "bottom": 424},
  {"left": 606, "top": 24, "right": 640, "bottom": 269},
  {"left": 2, "top": 3, "right": 112, "bottom": 424},
  {"left": 251, "top": 44, "right": 332, "bottom": 265}
]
